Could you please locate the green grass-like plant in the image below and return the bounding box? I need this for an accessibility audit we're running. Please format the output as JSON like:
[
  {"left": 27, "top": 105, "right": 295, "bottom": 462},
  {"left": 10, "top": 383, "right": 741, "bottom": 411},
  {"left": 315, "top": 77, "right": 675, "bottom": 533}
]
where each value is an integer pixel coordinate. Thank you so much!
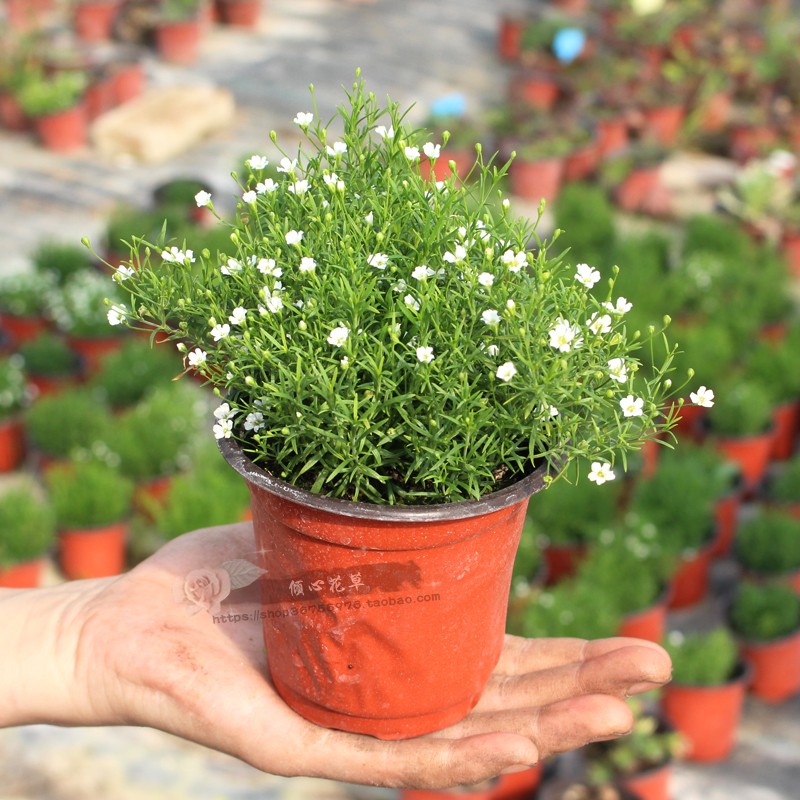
[
  {"left": 0, "top": 483, "right": 55, "bottom": 567},
  {"left": 729, "top": 582, "right": 800, "bottom": 642},
  {"left": 18, "top": 332, "right": 78, "bottom": 377},
  {"left": 664, "top": 627, "right": 739, "bottom": 686},
  {"left": 735, "top": 509, "right": 800, "bottom": 575},
  {"left": 0, "top": 355, "right": 26, "bottom": 420}
]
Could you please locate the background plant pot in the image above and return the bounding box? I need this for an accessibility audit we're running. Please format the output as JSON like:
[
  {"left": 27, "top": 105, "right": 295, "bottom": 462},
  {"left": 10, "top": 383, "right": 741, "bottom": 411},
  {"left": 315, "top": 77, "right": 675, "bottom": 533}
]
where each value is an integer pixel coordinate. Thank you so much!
[
  {"left": 739, "top": 628, "right": 800, "bottom": 703},
  {"left": 714, "top": 428, "right": 775, "bottom": 497},
  {"left": 33, "top": 104, "right": 88, "bottom": 153},
  {"left": 156, "top": 19, "right": 203, "bottom": 65},
  {"left": 595, "top": 117, "right": 629, "bottom": 159},
  {"left": 543, "top": 541, "right": 587, "bottom": 586},
  {"left": 58, "top": 520, "right": 128, "bottom": 579},
  {"left": 563, "top": 140, "right": 599, "bottom": 183},
  {"left": 613, "top": 166, "right": 662, "bottom": 215},
  {"left": 0, "top": 416, "right": 26, "bottom": 473},
  {"left": 65, "top": 333, "right": 125, "bottom": 376},
  {"left": 619, "top": 760, "right": 671, "bottom": 800},
  {"left": 497, "top": 15, "right": 524, "bottom": 62},
  {"left": 220, "top": 436, "right": 546, "bottom": 739},
  {"left": 217, "top": 0, "right": 262, "bottom": 27},
  {"left": 640, "top": 104, "right": 686, "bottom": 147},
  {"left": 110, "top": 60, "right": 146, "bottom": 105},
  {"left": 508, "top": 156, "right": 564, "bottom": 203},
  {"left": 0, "top": 92, "right": 30, "bottom": 132},
  {"left": 74, "top": 1, "right": 119, "bottom": 42},
  {"left": 508, "top": 69, "right": 562, "bottom": 111},
  {"left": 668, "top": 536, "right": 715, "bottom": 610},
  {"left": 0, "top": 558, "right": 44, "bottom": 588},
  {"left": 618, "top": 587, "right": 670, "bottom": 644},
  {"left": 0, "top": 312, "right": 49, "bottom": 345},
  {"left": 711, "top": 491, "right": 741, "bottom": 558},
  {"left": 661, "top": 663, "right": 749, "bottom": 762},
  {"left": 771, "top": 399, "right": 800, "bottom": 461}
]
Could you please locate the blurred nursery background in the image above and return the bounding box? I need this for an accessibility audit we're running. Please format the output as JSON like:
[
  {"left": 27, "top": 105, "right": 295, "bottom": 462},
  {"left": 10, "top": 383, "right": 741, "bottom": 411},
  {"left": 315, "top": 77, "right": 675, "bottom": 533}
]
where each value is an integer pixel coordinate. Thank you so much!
[{"left": 2, "top": 0, "right": 800, "bottom": 798}]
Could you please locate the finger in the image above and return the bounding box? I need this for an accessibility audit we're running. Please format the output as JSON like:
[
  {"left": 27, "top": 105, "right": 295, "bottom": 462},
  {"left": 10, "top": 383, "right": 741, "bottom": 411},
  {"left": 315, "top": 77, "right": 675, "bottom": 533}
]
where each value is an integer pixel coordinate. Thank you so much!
[
  {"left": 476, "top": 643, "right": 671, "bottom": 712},
  {"left": 436, "top": 693, "right": 634, "bottom": 762},
  {"left": 495, "top": 634, "right": 670, "bottom": 675}
]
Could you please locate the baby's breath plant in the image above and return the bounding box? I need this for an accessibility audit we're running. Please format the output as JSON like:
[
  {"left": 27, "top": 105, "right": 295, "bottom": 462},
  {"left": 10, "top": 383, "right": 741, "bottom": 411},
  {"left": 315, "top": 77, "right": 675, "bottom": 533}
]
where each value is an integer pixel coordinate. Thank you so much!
[
  {"left": 0, "top": 355, "right": 27, "bottom": 420},
  {"left": 48, "top": 271, "right": 126, "bottom": 339},
  {"left": 102, "top": 74, "right": 686, "bottom": 505}
]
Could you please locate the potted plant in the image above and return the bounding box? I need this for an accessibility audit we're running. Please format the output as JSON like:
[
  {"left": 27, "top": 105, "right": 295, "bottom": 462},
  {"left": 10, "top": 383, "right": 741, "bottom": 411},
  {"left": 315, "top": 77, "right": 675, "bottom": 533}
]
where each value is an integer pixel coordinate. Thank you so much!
[
  {"left": 16, "top": 69, "right": 88, "bottom": 152},
  {"left": 553, "top": 182, "right": 617, "bottom": 267},
  {"left": 156, "top": 0, "right": 207, "bottom": 64},
  {"left": 24, "top": 386, "right": 113, "bottom": 470},
  {"left": 734, "top": 509, "right": 800, "bottom": 593},
  {"left": 89, "top": 338, "right": 180, "bottom": 410},
  {"left": 0, "top": 270, "right": 56, "bottom": 345},
  {"left": 0, "top": 481, "right": 56, "bottom": 588},
  {"left": 45, "top": 458, "right": 134, "bottom": 579},
  {"left": 765, "top": 454, "right": 800, "bottom": 518},
  {"left": 0, "top": 355, "right": 28, "bottom": 472},
  {"left": 600, "top": 142, "right": 670, "bottom": 217},
  {"left": 582, "top": 698, "right": 684, "bottom": 800},
  {"left": 104, "top": 205, "right": 178, "bottom": 267},
  {"left": 98, "top": 75, "right": 689, "bottom": 739},
  {"left": 729, "top": 582, "right": 800, "bottom": 703},
  {"left": 215, "top": 0, "right": 261, "bottom": 27},
  {"left": 0, "top": 44, "right": 39, "bottom": 131},
  {"left": 153, "top": 176, "right": 216, "bottom": 225},
  {"left": 31, "top": 239, "right": 94, "bottom": 286},
  {"left": 46, "top": 271, "right": 129, "bottom": 375},
  {"left": 73, "top": 0, "right": 120, "bottom": 42},
  {"left": 661, "top": 627, "right": 748, "bottom": 762},
  {"left": 18, "top": 331, "right": 82, "bottom": 397}
]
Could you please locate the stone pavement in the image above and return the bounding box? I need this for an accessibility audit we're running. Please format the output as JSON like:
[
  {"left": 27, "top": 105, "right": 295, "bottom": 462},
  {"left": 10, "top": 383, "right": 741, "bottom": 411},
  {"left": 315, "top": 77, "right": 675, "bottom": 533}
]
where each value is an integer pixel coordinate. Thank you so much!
[{"left": 1, "top": 1, "right": 800, "bottom": 798}]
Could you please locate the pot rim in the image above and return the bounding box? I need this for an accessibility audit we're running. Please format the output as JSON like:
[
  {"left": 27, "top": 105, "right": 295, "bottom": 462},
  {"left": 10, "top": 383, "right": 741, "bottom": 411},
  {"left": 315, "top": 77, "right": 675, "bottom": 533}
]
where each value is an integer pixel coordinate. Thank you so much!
[{"left": 219, "top": 435, "right": 549, "bottom": 522}]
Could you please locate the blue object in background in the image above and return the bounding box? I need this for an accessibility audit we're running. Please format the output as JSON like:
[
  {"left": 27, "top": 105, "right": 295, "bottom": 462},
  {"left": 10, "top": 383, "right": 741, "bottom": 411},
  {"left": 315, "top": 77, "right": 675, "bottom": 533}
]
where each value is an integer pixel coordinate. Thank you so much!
[
  {"left": 552, "top": 27, "right": 586, "bottom": 64},
  {"left": 429, "top": 93, "right": 467, "bottom": 119}
]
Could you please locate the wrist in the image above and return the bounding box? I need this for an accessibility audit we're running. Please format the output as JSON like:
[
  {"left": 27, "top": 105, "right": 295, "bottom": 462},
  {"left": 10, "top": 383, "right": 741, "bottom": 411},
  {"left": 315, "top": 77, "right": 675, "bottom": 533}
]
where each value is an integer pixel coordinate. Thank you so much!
[{"left": 0, "top": 579, "right": 107, "bottom": 727}]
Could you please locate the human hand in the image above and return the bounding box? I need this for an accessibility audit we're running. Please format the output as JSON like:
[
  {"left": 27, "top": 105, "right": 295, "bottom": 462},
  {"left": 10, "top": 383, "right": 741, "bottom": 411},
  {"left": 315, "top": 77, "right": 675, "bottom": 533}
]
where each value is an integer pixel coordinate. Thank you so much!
[{"left": 0, "top": 522, "right": 671, "bottom": 790}]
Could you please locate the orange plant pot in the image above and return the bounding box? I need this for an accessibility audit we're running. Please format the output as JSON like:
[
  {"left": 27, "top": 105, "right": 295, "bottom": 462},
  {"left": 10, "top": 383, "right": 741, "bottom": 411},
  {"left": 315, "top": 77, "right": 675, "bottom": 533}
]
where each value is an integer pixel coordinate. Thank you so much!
[
  {"left": 715, "top": 428, "right": 775, "bottom": 497},
  {"left": 771, "top": 399, "right": 800, "bottom": 461},
  {"left": 400, "top": 764, "right": 543, "bottom": 800},
  {"left": 0, "top": 416, "right": 26, "bottom": 473},
  {"left": 641, "top": 103, "right": 685, "bottom": 147},
  {"left": 156, "top": 19, "right": 203, "bottom": 65},
  {"left": 422, "top": 149, "right": 475, "bottom": 183},
  {"left": 620, "top": 761, "right": 672, "bottom": 800},
  {"left": 0, "top": 91, "right": 30, "bottom": 131},
  {"left": 34, "top": 104, "right": 88, "bottom": 153},
  {"left": 0, "top": 312, "right": 49, "bottom": 345},
  {"left": 217, "top": 0, "right": 261, "bottom": 27},
  {"left": 0, "top": 558, "right": 44, "bottom": 588},
  {"left": 613, "top": 166, "right": 661, "bottom": 215},
  {"left": 134, "top": 473, "right": 174, "bottom": 519},
  {"left": 221, "top": 437, "right": 546, "bottom": 739},
  {"left": 59, "top": 520, "right": 128, "bottom": 580},
  {"left": 543, "top": 542, "right": 587, "bottom": 586},
  {"left": 66, "top": 334, "right": 125, "bottom": 376},
  {"left": 497, "top": 15, "right": 524, "bottom": 61},
  {"left": 111, "top": 61, "right": 146, "bottom": 105},
  {"left": 668, "top": 536, "right": 715, "bottom": 610},
  {"left": 595, "top": 117, "right": 629, "bottom": 159},
  {"left": 508, "top": 69, "right": 562, "bottom": 111},
  {"left": 661, "top": 665, "right": 749, "bottom": 762},
  {"left": 74, "top": 1, "right": 119, "bottom": 42},
  {"left": 711, "top": 491, "right": 741, "bottom": 558},
  {"left": 508, "top": 156, "right": 564, "bottom": 203},
  {"left": 618, "top": 589, "right": 669, "bottom": 644},
  {"left": 563, "top": 141, "right": 599, "bottom": 183},
  {"left": 739, "top": 629, "right": 800, "bottom": 703}
]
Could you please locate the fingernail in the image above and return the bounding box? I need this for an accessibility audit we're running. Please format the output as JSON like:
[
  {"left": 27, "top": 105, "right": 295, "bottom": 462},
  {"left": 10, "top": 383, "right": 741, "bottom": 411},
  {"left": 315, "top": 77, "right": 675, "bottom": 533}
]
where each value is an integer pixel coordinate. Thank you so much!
[{"left": 501, "top": 764, "right": 537, "bottom": 775}]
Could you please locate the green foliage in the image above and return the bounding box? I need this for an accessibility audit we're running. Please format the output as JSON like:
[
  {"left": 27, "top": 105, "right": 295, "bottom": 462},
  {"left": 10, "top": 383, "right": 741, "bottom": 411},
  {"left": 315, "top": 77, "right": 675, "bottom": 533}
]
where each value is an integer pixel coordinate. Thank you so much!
[
  {"left": 153, "top": 177, "right": 211, "bottom": 209},
  {"left": 735, "top": 509, "right": 800, "bottom": 575},
  {"left": 31, "top": 240, "right": 93, "bottom": 286},
  {"left": 664, "top": 627, "right": 739, "bottom": 686},
  {"left": 17, "top": 70, "right": 87, "bottom": 117},
  {"left": 706, "top": 376, "right": 774, "bottom": 437},
  {"left": 18, "top": 332, "right": 77, "bottom": 377},
  {"left": 104, "top": 206, "right": 181, "bottom": 257},
  {"left": 25, "top": 387, "right": 113, "bottom": 458},
  {"left": 47, "top": 270, "right": 128, "bottom": 338},
  {"left": 107, "top": 382, "right": 205, "bottom": 481},
  {"left": 0, "top": 483, "right": 55, "bottom": 566},
  {"left": 90, "top": 338, "right": 180, "bottom": 408},
  {"left": 524, "top": 461, "right": 622, "bottom": 546},
  {"left": 670, "top": 321, "right": 736, "bottom": 393},
  {"left": 554, "top": 182, "right": 616, "bottom": 266},
  {"left": 745, "top": 336, "right": 800, "bottom": 405},
  {"left": 768, "top": 455, "right": 800, "bottom": 503},
  {"left": 729, "top": 582, "right": 800, "bottom": 641},
  {"left": 45, "top": 460, "right": 134, "bottom": 529},
  {"left": 512, "top": 514, "right": 544, "bottom": 583},
  {"left": 682, "top": 214, "right": 754, "bottom": 260},
  {"left": 0, "top": 270, "right": 56, "bottom": 317},
  {"left": 150, "top": 444, "right": 250, "bottom": 539},
  {"left": 0, "top": 355, "right": 26, "bottom": 420},
  {"left": 106, "top": 76, "right": 682, "bottom": 504},
  {"left": 160, "top": 0, "right": 204, "bottom": 21}
]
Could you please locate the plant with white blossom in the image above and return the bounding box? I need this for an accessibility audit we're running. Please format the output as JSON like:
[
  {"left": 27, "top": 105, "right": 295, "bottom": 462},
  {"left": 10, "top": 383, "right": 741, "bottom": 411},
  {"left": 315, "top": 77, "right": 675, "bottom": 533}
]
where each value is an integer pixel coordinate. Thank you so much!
[{"left": 98, "top": 74, "right": 696, "bottom": 503}]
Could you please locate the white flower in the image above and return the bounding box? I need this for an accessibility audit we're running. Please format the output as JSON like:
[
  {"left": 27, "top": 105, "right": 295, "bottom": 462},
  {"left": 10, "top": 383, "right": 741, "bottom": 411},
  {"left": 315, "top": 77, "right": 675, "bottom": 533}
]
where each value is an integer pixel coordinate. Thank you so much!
[
  {"left": 221, "top": 257, "right": 243, "bottom": 275},
  {"left": 608, "top": 358, "right": 628, "bottom": 383},
  {"left": 547, "top": 405, "right": 559, "bottom": 417},
  {"left": 260, "top": 288, "right": 283, "bottom": 313},
  {"left": 229, "top": 306, "right": 248, "bottom": 326},
  {"left": 443, "top": 244, "right": 467, "bottom": 263},
  {"left": 242, "top": 190, "right": 258, "bottom": 204},
  {"left": 393, "top": 279, "right": 408, "bottom": 293},
  {"left": 501, "top": 249, "right": 527, "bottom": 272},
  {"left": 588, "top": 462, "right": 616, "bottom": 485},
  {"left": 587, "top": 313, "right": 612, "bottom": 335},
  {"left": 293, "top": 111, "right": 314, "bottom": 127},
  {"left": 277, "top": 157, "right": 298, "bottom": 174},
  {"left": 575, "top": 263, "right": 601, "bottom": 288},
  {"left": 285, "top": 230, "right": 304, "bottom": 246},
  {"left": 502, "top": 198, "right": 511, "bottom": 208},
  {"left": 690, "top": 385, "right": 715, "bottom": 408},
  {"left": 161, "top": 247, "right": 195, "bottom": 264},
  {"left": 114, "top": 265, "right": 135, "bottom": 281},
  {"left": 107, "top": 303, "right": 127, "bottom": 326},
  {"left": 404, "top": 294, "right": 420, "bottom": 312},
  {"left": 340, "top": 356, "right": 349, "bottom": 368},
  {"left": 326, "top": 141, "right": 347, "bottom": 156},
  {"left": 487, "top": 344, "right": 499, "bottom": 357},
  {"left": 194, "top": 190, "right": 212, "bottom": 207},
  {"left": 422, "top": 142, "right": 441, "bottom": 159},
  {"left": 477, "top": 272, "right": 494, "bottom": 287},
  {"left": 368, "top": 253, "right": 389, "bottom": 270},
  {"left": 247, "top": 155, "right": 269, "bottom": 170},
  {"left": 481, "top": 309, "right": 501, "bottom": 326},
  {"left": 375, "top": 124, "right": 394, "bottom": 139},
  {"left": 603, "top": 297, "right": 633, "bottom": 315},
  {"left": 214, "top": 402, "right": 235, "bottom": 421},
  {"left": 299, "top": 257, "right": 316, "bottom": 273},
  {"left": 416, "top": 346, "right": 435, "bottom": 364},
  {"left": 506, "top": 299, "right": 515, "bottom": 310},
  {"left": 187, "top": 348, "right": 207, "bottom": 367},
  {"left": 404, "top": 146, "right": 420, "bottom": 161},
  {"left": 548, "top": 318, "right": 583, "bottom": 352},
  {"left": 411, "top": 265, "right": 435, "bottom": 281},
  {"left": 244, "top": 411, "right": 264, "bottom": 432},
  {"left": 620, "top": 395, "right": 645, "bottom": 417},
  {"left": 256, "top": 179, "right": 277, "bottom": 194},
  {"left": 213, "top": 418, "right": 233, "bottom": 439},
  {"left": 288, "top": 179, "right": 309, "bottom": 195},
  {"left": 496, "top": 361, "right": 517, "bottom": 382},
  {"left": 364, "top": 211, "right": 374, "bottom": 225},
  {"left": 211, "top": 323, "right": 231, "bottom": 341},
  {"left": 323, "top": 173, "right": 345, "bottom": 191},
  {"left": 327, "top": 325, "right": 350, "bottom": 346},
  {"left": 257, "top": 258, "right": 281, "bottom": 276}
]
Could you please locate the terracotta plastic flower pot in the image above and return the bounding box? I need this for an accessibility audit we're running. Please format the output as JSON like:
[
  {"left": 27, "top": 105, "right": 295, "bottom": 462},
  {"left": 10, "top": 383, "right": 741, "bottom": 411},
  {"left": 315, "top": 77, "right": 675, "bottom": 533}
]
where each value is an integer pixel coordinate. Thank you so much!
[
  {"left": 34, "top": 104, "right": 88, "bottom": 153},
  {"left": 156, "top": 19, "right": 203, "bottom": 65},
  {"left": 66, "top": 333, "right": 125, "bottom": 376},
  {"left": 508, "top": 157, "right": 564, "bottom": 203},
  {"left": 111, "top": 61, "right": 146, "bottom": 105},
  {"left": 739, "top": 628, "right": 800, "bottom": 703},
  {"left": 661, "top": 663, "right": 749, "bottom": 762},
  {"left": 543, "top": 541, "right": 587, "bottom": 586},
  {"left": 668, "top": 535, "right": 715, "bottom": 610},
  {"left": 641, "top": 104, "right": 685, "bottom": 147},
  {"left": 497, "top": 15, "right": 524, "bottom": 61},
  {"left": 5, "top": 0, "right": 53, "bottom": 29},
  {"left": 0, "top": 92, "right": 30, "bottom": 132},
  {"left": 771, "top": 399, "right": 800, "bottom": 461},
  {"left": 0, "top": 416, "right": 26, "bottom": 473},
  {"left": 620, "top": 761, "right": 671, "bottom": 800},
  {"left": 59, "top": 520, "right": 128, "bottom": 580},
  {"left": 563, "top": 140, "right": 599, "bottom": 183},
  {"left": 0, "top": 558, "right": 44, "bottom": 588},
  {"left": 715, "top": 428, "right": 775, "bottom": 497},
  {"left": 508, "top": 69, "right": 562, "bottom": 111},
  {"left": 672, "top": 401, "right": 707, "bottom": 442},
  {"left": 399, "top": 764, "right": 543, "bottom": 800},
  {"left": 711, "top": 491, "right": 741, "bottom": 558},
  {"left": 618, "top": 587, "right": 670, "bottom": 644},
  {"left": 217, "top": 0, "right": 262, "bottom": 27},
  {"left": 613, "top": 167, "right": 661, "bottom": 215},
  {"left": 74, "top": 1, "right": 119, "bottom": 42},
  {"left": 595, "top": 117, "right": 629, "bottom": 159},
  {"left": 220, "top": 436, "right": 547, "bottom": 739},
  {"left": 0, "top": 312, "right": 49, "bottom": 345}
]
